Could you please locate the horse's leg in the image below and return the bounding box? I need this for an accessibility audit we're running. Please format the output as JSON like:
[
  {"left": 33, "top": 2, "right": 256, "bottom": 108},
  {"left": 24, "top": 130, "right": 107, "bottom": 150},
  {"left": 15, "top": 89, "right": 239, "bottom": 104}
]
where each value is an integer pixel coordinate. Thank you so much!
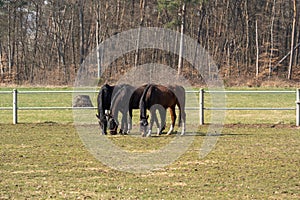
[
  {"left": 154, "top": 107, "right": 162, "bottom": 136},
  {"left": 120, "top": 110, "right": 127, "bottom": 134},
  {"left": 124, "top": 111, "right": 130, "bottom": 134},
  {"left": 152, "top": 108, "right": 161, "bottom": 136},
  {"left": 158, "top": 108, "right": 166, "bottom": 135},
  {"left": 167, "top": 106, "right": 176, "bottom": 135},
  {"left": 100, "top": 111, "right": 107, "bottom": 135},
  {"left": 181, "top": 110, "right": 186, "bottom": 135},
  {"left": 114, "top": 111, "right": 121, "bottom": 134},
  {"left": 146, "top": 109, "right": 156, "bottom": 137},
  {"left": 124, "top": 110, "right": 129, "bottom": 135},
  {"left": 177, "top": 103, "right": 186, "bottom": 135},
  {"left": 128, "top": 108, "right": 133, "bottom": 132},
  {"left": 102, "top": 118, "right": 108, "bottom": 135}
]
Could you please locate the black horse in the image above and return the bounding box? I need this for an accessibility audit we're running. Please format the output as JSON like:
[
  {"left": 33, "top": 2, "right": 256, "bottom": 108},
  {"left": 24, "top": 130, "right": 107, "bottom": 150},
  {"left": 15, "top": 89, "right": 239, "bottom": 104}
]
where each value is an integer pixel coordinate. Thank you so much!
[
  {"left": 107, "top": 84, "right": 134, "bottom": 135},
  {"left": 107, "top": 84, "right": 163, "bottom": 135},
  {"left": 139, "top": 84, "right": 186, "bottom": 137},
  {"left": 96, "top": 83, "right": 128, "bottom": 135}
]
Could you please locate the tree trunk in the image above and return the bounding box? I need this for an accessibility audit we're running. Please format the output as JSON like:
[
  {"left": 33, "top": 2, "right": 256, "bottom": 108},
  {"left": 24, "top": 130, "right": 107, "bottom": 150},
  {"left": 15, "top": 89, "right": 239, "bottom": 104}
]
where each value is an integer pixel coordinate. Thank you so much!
[
  {"left": 7, "top": 3, "right": 12, "bottom": 75},
  {"left": 288, "top": 0, "right": 297, "bottom": 80},
  {"left": 269, "top": 0, "right": 276, "bottom": 78},
  {"left": 245, "top": 0, "right": 250, "bottom": 71},
  {"left": 0, "top": 41, "right": 3, "bottom": 77},
  {"left": 134, "top": 0, "right": 145, "bottom": 67},
  {"left": 96, "top": 2, "right": 101, "bottom": 78},
  {"left": 178, "top": 3, "right": 186, "bottom": 75},
  {"left": 255, "top": 20, "right": 259, "bottom": 77},
  {"left": 79, "top": 0, "right": 85, "bottom": 65},
  {"left": 193, "top": 5, "right": 205, "bottom": 69}
]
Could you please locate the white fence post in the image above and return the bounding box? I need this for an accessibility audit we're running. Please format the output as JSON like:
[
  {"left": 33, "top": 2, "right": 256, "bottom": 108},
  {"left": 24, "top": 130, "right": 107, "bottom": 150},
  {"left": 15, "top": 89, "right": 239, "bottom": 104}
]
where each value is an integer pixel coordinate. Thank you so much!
[
  {"left": 296, "top": 88, "right": 300, "bottom": 126},
  {"left": 199, "top": 89, "right": 204, "bottom": 125},
  {"left": 13, "top": 89, "right": 18, "bottom": 124}
]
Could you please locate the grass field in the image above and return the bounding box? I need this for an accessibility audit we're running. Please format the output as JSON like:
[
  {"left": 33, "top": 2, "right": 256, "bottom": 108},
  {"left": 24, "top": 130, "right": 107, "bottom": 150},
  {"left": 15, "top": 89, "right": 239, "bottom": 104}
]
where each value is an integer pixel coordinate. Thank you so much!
[
  {"left": 0, "top": 124, "right": 299, "bottom": 199},
  {"left": 0, "top": 87, "right": 300, "bottom": 199}
]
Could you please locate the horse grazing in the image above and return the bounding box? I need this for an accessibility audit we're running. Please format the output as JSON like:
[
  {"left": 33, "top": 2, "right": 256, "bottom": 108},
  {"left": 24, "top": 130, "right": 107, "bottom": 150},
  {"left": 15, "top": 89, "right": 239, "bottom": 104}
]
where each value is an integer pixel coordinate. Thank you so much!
[
  {"left": 139, "top": 84, "right": 186, "bottom": 137},
  {"left": 107, "top": 84, "right": 163, "bottom": 135},
  {"left": 96, "top": 83, "right": 128, "bottom": 135},
  {"left": 107, "top": 84, "right": 134, "bottom": 135},
  {"left": 96, "top": 84, "right": 114, "bottom": 135}
]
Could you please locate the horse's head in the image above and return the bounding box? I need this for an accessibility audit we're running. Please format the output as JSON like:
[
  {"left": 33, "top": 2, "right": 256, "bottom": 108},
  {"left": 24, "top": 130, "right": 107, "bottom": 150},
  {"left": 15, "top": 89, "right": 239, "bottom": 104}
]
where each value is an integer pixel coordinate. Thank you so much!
[
  {"left": 139, "top": 115, "right": 149, "bottom": 136},
  {"left": 107, "top": 114, "right": 118, "bottom": 135},
  {"left": 96, "top": 113, "right": 108, "bottom": 135},
  {"left": 96, "top": 84, "right": 116, "bottom": 135}
]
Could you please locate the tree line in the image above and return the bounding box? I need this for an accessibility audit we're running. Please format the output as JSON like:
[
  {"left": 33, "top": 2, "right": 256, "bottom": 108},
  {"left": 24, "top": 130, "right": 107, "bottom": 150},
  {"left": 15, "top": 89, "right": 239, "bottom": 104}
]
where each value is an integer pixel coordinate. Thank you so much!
[{"left": 0, "top": 0, "right": 299, "bottom": 85}]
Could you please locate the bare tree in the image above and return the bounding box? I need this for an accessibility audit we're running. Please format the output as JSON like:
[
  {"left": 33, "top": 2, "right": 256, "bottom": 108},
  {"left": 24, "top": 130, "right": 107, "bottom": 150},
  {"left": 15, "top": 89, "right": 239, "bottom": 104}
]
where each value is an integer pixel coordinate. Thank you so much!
[
  {"left": 177, "top": 2, "right": 186, "bottom": 75},
  {"left": 0, "top": 0, "right": 299, "bottom": 85},
  {"left": 134, "top": 0, "right": 146, "bottom": 67},
  {"left": 256, "top": 19, "right": 259, "bottom": 77},
  {"left": 288, "top": 0, "right": 297, "bottom": 80},
  {"left": 79, "top": 0, "right": 85, "bottom": 65}
]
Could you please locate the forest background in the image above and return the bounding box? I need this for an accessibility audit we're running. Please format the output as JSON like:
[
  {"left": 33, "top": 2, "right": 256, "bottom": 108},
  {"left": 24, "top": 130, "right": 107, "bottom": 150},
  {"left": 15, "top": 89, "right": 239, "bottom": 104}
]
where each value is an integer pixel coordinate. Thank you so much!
[{"left": 0, "top": 0, "right": 299, "bottom": 87}]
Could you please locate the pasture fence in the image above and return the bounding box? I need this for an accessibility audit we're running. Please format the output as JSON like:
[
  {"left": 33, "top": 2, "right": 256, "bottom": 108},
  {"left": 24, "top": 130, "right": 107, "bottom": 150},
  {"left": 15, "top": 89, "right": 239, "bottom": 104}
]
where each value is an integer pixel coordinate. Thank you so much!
[{"left": 0, "top": 89, "right": 299, "bottom": 126}]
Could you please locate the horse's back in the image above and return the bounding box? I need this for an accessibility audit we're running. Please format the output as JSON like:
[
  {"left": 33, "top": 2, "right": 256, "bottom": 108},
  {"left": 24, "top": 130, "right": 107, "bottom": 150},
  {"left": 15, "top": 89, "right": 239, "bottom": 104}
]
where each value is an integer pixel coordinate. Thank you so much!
[
  {"left": 111, "top": 84, "right": 135, "bottom": 108},
  {"left": 145, "top": 84, "right": 177, "bottom": 108},
  {"left": 129, "top": 84, "right": 148, "bottom": 109}
]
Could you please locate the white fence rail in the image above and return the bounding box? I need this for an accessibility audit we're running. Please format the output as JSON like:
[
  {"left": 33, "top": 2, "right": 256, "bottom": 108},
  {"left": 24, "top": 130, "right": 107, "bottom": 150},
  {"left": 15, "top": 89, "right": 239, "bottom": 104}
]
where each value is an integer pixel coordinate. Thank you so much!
[{"left": 0, "top": 89, "right": 299, "bottom": 126}]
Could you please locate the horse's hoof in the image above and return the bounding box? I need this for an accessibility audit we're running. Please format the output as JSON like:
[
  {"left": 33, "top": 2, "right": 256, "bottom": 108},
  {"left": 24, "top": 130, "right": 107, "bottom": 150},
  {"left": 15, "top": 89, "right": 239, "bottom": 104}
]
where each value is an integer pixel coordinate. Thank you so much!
[
  {"left": 156, "top": 128, "right": 160, "bottom": 136},
  {"left": 146, "top": 130, "right": 152, "bottom": 137},
  {"left": 110, "top": 131, "right": 117, "bottom": 135}
]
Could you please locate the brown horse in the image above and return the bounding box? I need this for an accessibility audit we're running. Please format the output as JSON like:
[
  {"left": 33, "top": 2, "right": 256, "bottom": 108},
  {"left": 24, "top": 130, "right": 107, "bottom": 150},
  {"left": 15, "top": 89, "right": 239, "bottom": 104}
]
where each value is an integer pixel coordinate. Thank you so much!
[
  {"left": 107, "top": 84, "right": 163, "bottom": 135},
  {"left": 139, "top": 84, "right": 186, "bottom": 137}
]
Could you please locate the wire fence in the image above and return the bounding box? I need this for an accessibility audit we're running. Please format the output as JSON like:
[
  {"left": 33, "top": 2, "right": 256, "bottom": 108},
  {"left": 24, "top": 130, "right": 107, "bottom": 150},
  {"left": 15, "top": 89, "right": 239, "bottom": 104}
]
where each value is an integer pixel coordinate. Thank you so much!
[{"left": 0, "top": 89, "right": 299, "bottom": 126}]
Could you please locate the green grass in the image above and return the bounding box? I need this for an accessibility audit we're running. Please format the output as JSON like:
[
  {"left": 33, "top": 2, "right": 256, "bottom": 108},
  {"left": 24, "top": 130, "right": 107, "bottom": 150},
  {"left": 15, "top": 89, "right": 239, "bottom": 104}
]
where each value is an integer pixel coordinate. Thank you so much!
[
  {"left": 0, "top": 87, "right": 97, "bottom": 124},
  {"left": 0, "top": 124, "right": 299, "bottom": 199},
  {"left": 0, "top": 87, "right": 299, "bottom": 199}
]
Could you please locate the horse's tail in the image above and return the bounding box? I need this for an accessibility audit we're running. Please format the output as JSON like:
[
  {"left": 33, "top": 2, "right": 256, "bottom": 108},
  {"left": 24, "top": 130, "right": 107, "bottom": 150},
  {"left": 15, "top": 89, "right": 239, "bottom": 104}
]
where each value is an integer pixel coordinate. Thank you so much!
[
  {"left": 176, "top": 86, "right": 186, "bottom": 127},
  {"left": 139, "top": 84, "right": 152, "bottom": 118},
  {"left": 177, "top": 100, "right": 182, "bottom": 127}
]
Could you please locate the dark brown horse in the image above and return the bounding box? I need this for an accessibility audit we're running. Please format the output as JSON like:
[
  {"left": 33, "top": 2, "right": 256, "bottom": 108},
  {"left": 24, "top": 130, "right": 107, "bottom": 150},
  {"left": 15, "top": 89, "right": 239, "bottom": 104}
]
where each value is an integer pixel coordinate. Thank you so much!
[
  {"left": 96, "top": 84, "right": 115, "bottom": 135},
  {"left": 96, "top": 83, "right": 129, "bottom": 135},
  {"left": 139, "top": 84, "right": 186, "bottom": 137},
  {"left": 107, "top": 84, "right": 136, "bottom": 135},
  {"left": 107, "top": 84, "right": 163, "bottom": 134}
]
